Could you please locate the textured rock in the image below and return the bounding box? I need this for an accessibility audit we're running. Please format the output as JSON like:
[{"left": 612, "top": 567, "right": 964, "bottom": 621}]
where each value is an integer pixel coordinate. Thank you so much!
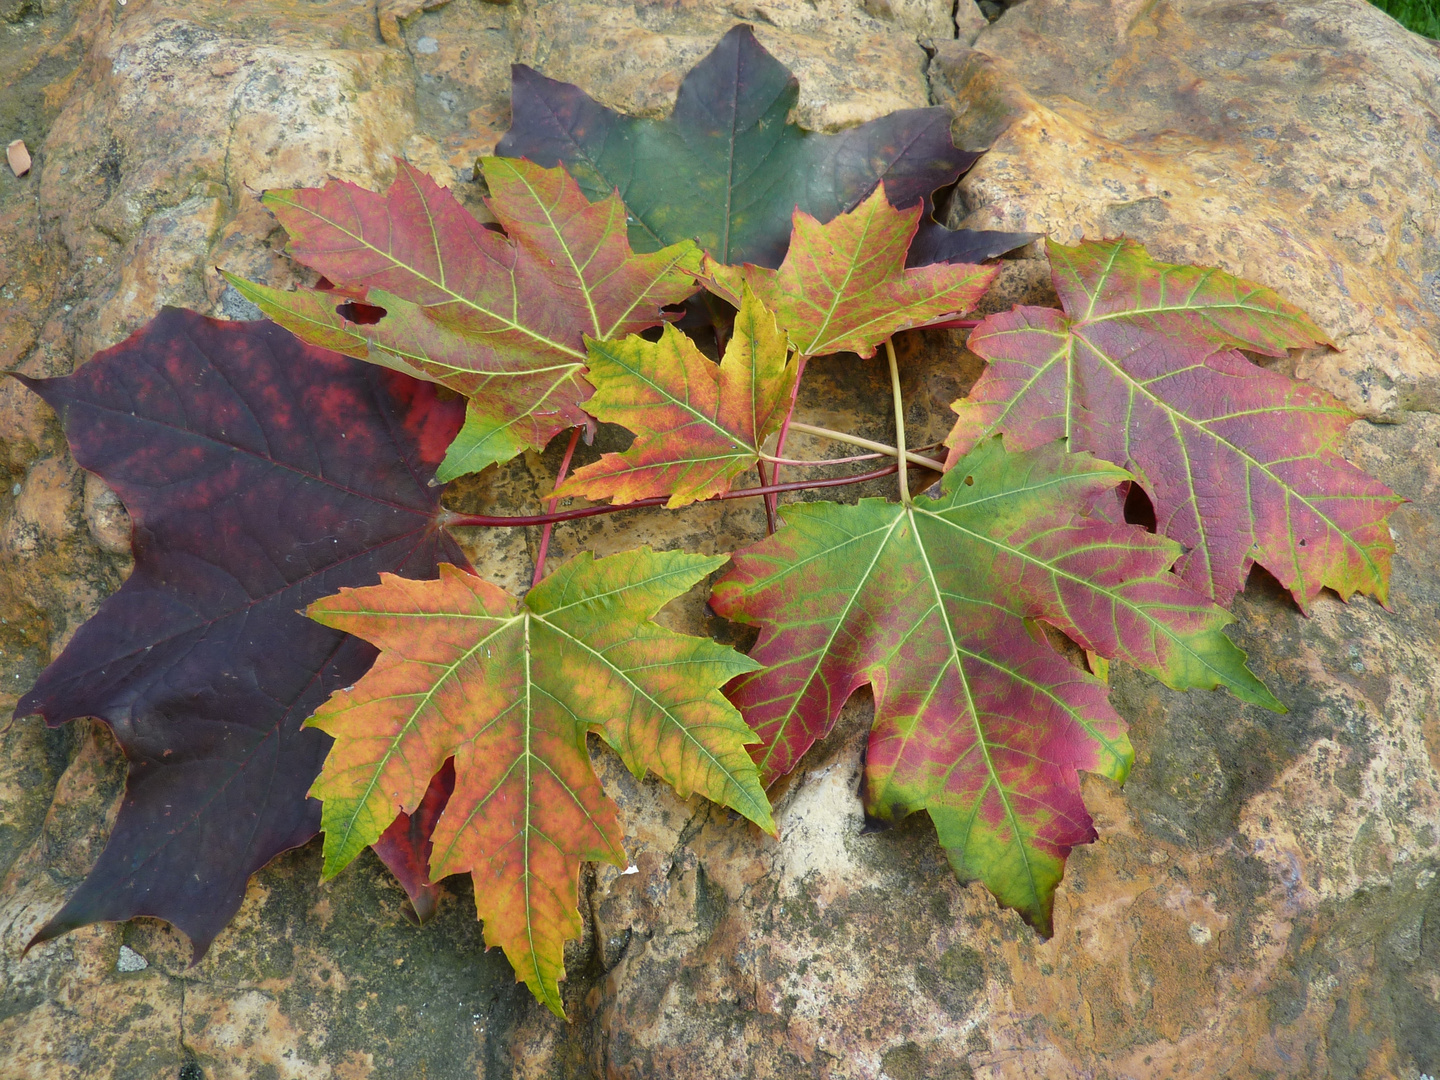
[
  {"left": 1, "top": 0, "right": 1438, "bottom": 1078},
  {"left": 935, "top": 0, "right": 1440, "bottom": 422}
]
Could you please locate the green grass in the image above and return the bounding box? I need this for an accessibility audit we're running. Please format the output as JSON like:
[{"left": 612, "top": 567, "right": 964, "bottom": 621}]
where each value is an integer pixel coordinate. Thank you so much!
[{"left": 1370, "top": 0, "right": 1440, "bottom": 38}]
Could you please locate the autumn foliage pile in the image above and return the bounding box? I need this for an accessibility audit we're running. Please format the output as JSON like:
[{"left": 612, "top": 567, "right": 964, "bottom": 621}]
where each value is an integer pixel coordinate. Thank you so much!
[{"left": 13, "top": 28, "right": 1401, "bottom": 1016}]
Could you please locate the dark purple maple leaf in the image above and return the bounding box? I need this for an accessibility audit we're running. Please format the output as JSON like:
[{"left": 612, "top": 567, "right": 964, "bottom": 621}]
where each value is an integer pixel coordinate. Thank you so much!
[{"left": 14, "top": 309, "right": 468, "bottom": 959}]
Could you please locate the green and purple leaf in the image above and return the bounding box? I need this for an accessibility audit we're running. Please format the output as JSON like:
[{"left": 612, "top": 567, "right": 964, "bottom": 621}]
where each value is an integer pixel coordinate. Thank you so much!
[
  {"left": 226, "top": 157, "right": 704, "bottom": 482},
  {"left": 305, "top": 551, "right": 771, "bottom": 1015},
  {"left": 947, "top": 238, "right": 1403, "bottom": 608},
  {"left": 553, "top": 285, "right": 796, "bottom": 507},
  {"left": 712, "top": 437, "right": 1278, "bottom": 932},
  {"left": 13, "top": 310, "right": 468, "bottom": 958},
  {"left": 704, "top": 186, "right": 997, "bottom": 359},
  {"left": 496, "top": 24, "right": 1033, "bottom": 269}
]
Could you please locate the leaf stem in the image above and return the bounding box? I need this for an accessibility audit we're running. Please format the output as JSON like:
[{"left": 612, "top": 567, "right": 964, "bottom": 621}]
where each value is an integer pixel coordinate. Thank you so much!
[
  {"left": 759, "top": 440, "right": 943, "bottom": 468},
  {"left": 886, "top": 338, "right": 911, "bottom": 506},
  {"left": 755, "top": 459, "right": 779, "bottom": 534},
  {"left": 760, "top": 450, "right": 885, "bottom": 467},
  {"left": 785, "top": 422, "right": 946, "bottom": 473},
  {"left": 765, "top": 352, "right": 809, "bottom": 531},
  {"left": 440, "top": 462, "right": 900, "bottom": 529},
  {"left": 532, "top": 426, "right": 581, "bottom": 586}
]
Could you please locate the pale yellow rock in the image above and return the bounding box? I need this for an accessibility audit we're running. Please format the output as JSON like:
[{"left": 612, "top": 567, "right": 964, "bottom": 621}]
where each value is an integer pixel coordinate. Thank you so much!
[
  {"left": 935, "top": 0, "right": 1440, "bottom": 421},
  {"left": 514, "top": 0, "right": 933, "bottom": 130}
]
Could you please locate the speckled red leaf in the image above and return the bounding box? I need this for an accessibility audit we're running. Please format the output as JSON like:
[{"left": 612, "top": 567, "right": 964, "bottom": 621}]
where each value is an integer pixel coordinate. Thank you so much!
[
  {"left": 225, "top": 157, "right": 703, "bottom": 482},
  {"left": 13, "top": 309, "right": 468, "bottom": 959},
  {"left": 305, "top": 551, "right": 771, "bottom": 1015},
  {"left": 496, "top": 24, "right": 1034, "bottom": 269},
  {"left": 947, "top": 238, "right": 1403, "bottom": 608},
  {"left": 712, "top": 437, "right": 1278, "bottom": 933},
  {"left": 704, "top": 186, "right": 997, "bottom": 358},
  {"left": 553, "top": 285, "right": 796, "bottom": 508}
]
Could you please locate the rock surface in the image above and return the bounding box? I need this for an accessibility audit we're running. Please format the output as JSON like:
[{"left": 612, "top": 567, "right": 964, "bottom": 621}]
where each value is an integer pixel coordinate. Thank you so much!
[
  {"left": 936, "top": 0, "right": 1440, "bottom": 422},
  {"left": 1, "top": 1, "right": 1438, "bottom": 1078}
]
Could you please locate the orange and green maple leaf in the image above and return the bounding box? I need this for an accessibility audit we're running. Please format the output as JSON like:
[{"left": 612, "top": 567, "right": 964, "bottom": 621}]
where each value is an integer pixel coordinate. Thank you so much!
[
  {"left": 225, "top": 157, "right": 703, "bottom": 482},
  {"left": 552, "top": 284, "right": 797, "bottom": 508},
  {"left": 304, "top": 551, "right": 771, "bottom": 1015},
  {"left": 703, "top": 184, "right": 997, "bottom": 359},
  {"left": 947, "top": 237, "right": 1403, "bottom": 608},
  {"left": 712, "top": 437, "right": 1279, "bottom": 933}
]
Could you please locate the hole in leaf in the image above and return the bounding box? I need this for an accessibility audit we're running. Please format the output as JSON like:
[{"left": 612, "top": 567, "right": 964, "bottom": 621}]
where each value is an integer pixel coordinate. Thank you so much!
[
  {"left": 338, "top": 300, "right": 387, "bottom": 325},
  {"left": 1243, "top": 562, "right": 1304, "bottom": 612},
  {"left": 1298, "top": 538, "right": 1307, "bottom": 547},
  {"left": 1123, "top": 480, "right": 1157, "bottom": 533}
]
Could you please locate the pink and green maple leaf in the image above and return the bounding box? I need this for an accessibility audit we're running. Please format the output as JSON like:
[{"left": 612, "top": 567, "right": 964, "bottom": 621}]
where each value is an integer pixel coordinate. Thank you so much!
[
  {"left": 947, "top": 238, "right": 1403, "bottom": 608},
  {"left": 712, "top": 437, "right": 1279, "bottom": 932},
  {"left": 225, "top": 157, "right": 703, "bottom": 482}
]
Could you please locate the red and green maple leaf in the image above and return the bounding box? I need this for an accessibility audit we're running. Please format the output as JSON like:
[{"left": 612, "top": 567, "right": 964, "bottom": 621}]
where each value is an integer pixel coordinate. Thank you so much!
[
  {"left": 304, "top": 551, "right": 773, "bottom": 1015},
  {"left": 551, "top": 284, "right": 797, "bottom": 508},
  {"left": 225, "top": 156, "right": 703, "bottom": 482},
  {"left": 704, "top": 185, "right": 997, "bottom": 359},
  {"left": 712, "top": 437, "right": 1279, "bottom": 932},
  {"left": 12, "top": 309, "right": 468, "bottom": 956},
  {"left": 947, "top": 238, "right": 1403, "bottom": 608}
]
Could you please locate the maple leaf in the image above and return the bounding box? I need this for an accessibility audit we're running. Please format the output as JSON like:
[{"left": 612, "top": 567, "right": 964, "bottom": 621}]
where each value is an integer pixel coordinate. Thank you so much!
[
  {"left": 224, "top": 156, "right": 703, "bottom": 482},
  {"left": 12, "top": 309, "right": 468, "bottom": 958},
  {"left": 551, "top": 284, "right": 796, "bottom": 508},
  {"left": 304, "top": 552, "right": 773, "bottom": 1015},
  {"left": 371, "top": 758, "right": 456, "bottom": 924},
  {"left": 496, "top": 24, "right": 1033, "bottom": 269},
  {"left": 947, "top": 238, "right": 1403, "bottom": 608},
  {"left": 711, "top": 437, "right": 1279, "bottom": 932},
  {"left": 703, "top": 186, "right": 997, "bottom": 359}
]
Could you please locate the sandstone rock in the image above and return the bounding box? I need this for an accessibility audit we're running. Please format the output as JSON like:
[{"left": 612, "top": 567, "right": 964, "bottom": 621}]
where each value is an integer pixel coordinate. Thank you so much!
[
  {"left": 512, "top": 0, "right": 936, "bottom": 131},
  {"left": 1, "top": 0, "right": 1437, "bottom": 1077},
  {"left": 935, "top": 0, "right": 1440, "bottom": 422}
]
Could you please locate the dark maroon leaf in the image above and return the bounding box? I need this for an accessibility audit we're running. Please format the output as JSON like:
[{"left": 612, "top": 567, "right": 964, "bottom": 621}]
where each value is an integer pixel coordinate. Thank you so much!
[
  {"left": 14, "top": 309, "right": 468, "bottom": 959},
  {"left": 906, "top": 222, "right": 1041, "bottom": 268},
  {"left": 372, "top": 758, "right": 457, "bottom": 924},
  {"left": 497, "top": 24, "right": 1031, "bottom": 269}
]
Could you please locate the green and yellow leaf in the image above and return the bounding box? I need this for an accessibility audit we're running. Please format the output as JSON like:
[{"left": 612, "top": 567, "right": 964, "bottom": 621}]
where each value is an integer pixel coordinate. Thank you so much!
[{"left": 305, "top": 552, "right": 771, "bottom": 1015}]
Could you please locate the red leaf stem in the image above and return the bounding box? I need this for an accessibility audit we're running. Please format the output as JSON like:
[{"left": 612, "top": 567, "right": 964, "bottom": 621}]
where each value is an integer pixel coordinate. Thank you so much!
[
  {"left": 533, "top": 427, "right": 582, "bottom": 586},
  {"left": 765, "top": 354, "right": 809, "bottom": 529}
]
